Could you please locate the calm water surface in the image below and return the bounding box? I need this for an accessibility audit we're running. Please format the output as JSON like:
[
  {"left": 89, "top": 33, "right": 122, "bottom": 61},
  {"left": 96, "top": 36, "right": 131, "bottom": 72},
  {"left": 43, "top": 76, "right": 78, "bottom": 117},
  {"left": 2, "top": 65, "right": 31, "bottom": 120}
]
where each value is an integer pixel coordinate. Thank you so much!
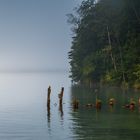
[{"left": 0, "top": 72, "right": 140, "bottom": 140}]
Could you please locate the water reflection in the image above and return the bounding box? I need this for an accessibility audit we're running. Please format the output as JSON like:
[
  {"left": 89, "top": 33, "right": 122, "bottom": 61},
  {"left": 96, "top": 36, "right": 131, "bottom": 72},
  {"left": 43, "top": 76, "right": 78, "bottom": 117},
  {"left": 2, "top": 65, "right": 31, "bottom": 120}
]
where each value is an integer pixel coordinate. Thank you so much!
[
  {"left": 69, "top": 85, "right": 140, "bottom": 140},
  {"left": 58, "top": 87, "right": 64, "bottom": 120},
  {"left": 59, "top": 103, "right": 64, "bottom": 120},
  {"left": 47, "top": 103, "right": 51, "bottom": 124},
  {"left": 46, "top": 88, "right": 65, "bottom": 138},
  {"left": 46, "top": 103, "right": 51, "bottom": 136},
  {"left": 1, "top": 72, "right": 140, "bottom": 140}
]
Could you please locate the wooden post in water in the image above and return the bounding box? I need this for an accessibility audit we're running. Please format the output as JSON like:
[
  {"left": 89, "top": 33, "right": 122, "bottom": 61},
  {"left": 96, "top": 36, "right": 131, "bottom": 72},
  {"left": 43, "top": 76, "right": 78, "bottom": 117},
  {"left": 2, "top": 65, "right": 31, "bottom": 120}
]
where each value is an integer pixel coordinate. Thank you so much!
[
  {"left": 59, "top": 87, "right": 64, "bottom": 105},
  {"left": 58, "top": 87, "right": 64, "bottom": 118},
  {"left": 59, "top": 101, "right": 64, "bottom": 119},
  {"left": 72, "top": 98, "right": 79, "bottom": 110},
  {"left": 47, "top": 86, "right": 51, "bottom": 108}
]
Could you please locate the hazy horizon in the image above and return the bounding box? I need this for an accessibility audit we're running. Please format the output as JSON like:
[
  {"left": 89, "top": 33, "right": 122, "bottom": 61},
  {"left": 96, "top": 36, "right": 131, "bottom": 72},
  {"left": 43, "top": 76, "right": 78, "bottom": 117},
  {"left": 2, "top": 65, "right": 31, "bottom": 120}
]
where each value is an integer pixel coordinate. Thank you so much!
[
  {"left": 0, "top": 0, "right": 81, "bottom": 72},
  {"left": 0, "top": 67, "right": 69, "bottom": 73}
]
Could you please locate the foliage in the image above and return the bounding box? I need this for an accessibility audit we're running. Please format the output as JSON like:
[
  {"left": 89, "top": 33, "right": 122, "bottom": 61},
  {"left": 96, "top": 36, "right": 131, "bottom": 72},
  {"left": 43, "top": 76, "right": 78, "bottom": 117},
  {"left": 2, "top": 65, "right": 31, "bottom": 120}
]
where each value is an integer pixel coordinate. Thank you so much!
[{"left": 68, "top": 0, "right": 140, "bottom": 88}]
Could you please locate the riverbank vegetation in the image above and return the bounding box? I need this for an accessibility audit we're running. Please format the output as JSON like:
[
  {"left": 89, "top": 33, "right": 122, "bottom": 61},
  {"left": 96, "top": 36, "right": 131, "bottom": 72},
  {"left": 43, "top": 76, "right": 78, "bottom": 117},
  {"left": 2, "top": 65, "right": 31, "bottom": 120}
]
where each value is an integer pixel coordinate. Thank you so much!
[{"left": 68, "top": 0, "right": 140, "bottom": 89}]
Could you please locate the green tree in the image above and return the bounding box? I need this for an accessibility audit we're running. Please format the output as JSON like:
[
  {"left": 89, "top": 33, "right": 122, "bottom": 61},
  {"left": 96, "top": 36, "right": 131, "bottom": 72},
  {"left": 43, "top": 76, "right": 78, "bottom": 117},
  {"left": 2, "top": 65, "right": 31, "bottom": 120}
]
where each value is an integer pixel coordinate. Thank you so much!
[{"left": 68, "top": 0, "right": 140, "bottom": 88}]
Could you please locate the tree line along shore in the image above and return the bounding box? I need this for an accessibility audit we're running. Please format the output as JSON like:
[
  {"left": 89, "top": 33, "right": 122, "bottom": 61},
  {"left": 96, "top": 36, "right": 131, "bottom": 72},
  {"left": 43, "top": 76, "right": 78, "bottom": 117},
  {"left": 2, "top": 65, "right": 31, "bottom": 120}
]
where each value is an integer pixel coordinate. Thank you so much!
[{"left": 67, "top": 0, "right": 140, "bottom": 89}]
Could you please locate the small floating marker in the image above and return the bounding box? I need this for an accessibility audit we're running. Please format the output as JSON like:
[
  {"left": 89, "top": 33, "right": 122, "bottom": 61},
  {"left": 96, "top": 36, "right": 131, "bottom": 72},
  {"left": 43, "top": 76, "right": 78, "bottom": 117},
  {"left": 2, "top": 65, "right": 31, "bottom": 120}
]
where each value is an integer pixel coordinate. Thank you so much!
[{"left": 86, "top": 103, "right": 94, "bottom": 108}]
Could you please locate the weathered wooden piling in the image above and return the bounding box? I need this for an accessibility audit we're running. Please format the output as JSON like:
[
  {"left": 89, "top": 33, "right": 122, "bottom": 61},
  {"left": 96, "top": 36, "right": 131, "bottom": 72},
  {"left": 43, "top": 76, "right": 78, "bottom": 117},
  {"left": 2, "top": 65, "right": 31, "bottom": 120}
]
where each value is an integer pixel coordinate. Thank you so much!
[
  {"left": 58, "top": 87, "right": 64, "bottom": 117},
  {"left": 47, "top": 86, "right": 51, "bottom": 100},
  {"left": 72, "top": 98, "right": 79, "bottom": 109},
  {"left": 47, "top": 86, "right": 51, "bottom": 108},
  {"left": 58, "top": 87, "right": 64, "bottom": 105},
  {"left": 123, "top": 98, "right": 136, "bottom": 110},
  {"left": 129, "top": 98, "right": 136, "bottom": 110},
  {"left": 95, "top": 99, "right": 102, "bottom": 109}
]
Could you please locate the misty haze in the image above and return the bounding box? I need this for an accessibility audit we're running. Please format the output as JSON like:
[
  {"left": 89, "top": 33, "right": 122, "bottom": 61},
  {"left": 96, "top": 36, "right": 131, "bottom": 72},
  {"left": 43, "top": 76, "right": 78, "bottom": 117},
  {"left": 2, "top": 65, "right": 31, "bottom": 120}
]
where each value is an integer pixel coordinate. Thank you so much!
[{"left": 0, "top": 0, "right": 140, "bottom": 140}]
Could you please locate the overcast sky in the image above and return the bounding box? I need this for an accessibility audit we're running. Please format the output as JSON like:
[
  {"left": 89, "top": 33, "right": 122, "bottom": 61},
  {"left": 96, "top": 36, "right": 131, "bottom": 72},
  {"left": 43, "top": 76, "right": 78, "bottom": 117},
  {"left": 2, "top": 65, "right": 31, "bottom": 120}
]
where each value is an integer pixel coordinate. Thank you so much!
[{"left": 0, "top": 0, "right": 81, "bottom": 72}]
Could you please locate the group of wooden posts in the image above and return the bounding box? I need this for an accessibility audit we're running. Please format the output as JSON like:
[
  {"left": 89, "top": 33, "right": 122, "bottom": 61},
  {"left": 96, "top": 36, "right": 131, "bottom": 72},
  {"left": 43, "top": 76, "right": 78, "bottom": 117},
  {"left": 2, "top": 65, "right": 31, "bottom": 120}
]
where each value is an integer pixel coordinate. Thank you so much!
[
  {"left": 73, "top": 97, "right": 140, "bottom": 111},
  {"left": 47, "top": 86, "right": 64, "bottom": 109},
  {"left": 47, "top": 86, "right": 64, "bottom": 121},
  {"left": 47, "top": 86, "right": 140, "bottom": 111}
]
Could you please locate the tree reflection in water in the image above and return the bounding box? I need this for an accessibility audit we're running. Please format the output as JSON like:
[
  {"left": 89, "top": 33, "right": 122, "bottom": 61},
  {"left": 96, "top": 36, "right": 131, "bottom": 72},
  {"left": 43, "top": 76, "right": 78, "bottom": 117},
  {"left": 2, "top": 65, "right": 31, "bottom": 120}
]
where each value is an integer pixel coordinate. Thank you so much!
[{"left": 69, "top": 85, "right": 140, "bottom": 140}]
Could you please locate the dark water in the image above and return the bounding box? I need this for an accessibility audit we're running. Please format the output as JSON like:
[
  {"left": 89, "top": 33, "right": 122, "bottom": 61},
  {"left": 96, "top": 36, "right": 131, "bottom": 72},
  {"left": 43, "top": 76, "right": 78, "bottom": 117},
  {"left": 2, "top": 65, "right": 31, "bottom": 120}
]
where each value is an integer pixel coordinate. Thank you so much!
[
  {"left": 0, "top": 72, "right": 140, "bottom": 140},
  {"left": 70, "top": 86, "right": 140, "bottom": 140}
]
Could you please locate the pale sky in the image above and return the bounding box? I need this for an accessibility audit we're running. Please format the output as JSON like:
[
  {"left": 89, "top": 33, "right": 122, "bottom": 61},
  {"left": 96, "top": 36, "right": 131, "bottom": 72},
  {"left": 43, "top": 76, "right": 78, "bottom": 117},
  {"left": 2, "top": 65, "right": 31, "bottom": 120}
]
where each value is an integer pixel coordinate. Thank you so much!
[{"left": 0, "top": 0, "right": 81, "bottom": 72}]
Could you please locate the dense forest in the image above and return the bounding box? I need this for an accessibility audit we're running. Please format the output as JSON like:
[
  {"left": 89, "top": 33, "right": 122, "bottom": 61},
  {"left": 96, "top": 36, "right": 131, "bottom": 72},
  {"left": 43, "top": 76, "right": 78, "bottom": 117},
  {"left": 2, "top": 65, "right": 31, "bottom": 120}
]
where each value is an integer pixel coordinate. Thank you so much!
[{"left": 68, "top": 0, "right": 140, "bottom": 89}]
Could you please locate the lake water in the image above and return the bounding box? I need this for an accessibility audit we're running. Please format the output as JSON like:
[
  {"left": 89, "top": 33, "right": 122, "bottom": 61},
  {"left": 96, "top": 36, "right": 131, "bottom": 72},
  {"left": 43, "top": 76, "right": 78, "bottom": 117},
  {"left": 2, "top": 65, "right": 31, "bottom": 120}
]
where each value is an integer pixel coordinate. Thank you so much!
[{"left": 0, "top": 72, "right": 140, "bottom": 140}]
